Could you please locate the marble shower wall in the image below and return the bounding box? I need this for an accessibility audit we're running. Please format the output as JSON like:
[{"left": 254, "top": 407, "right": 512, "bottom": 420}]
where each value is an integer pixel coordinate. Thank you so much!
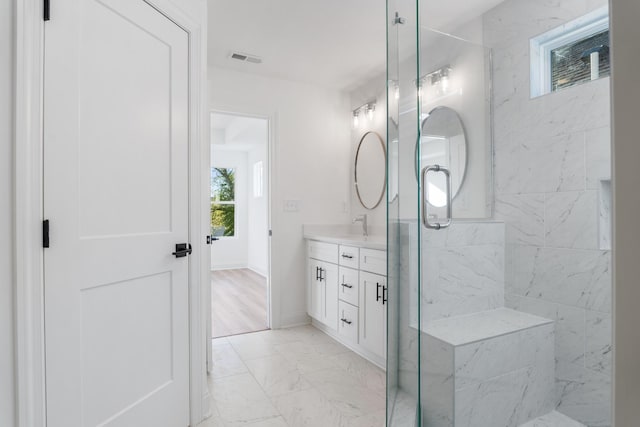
[{"left": 483, "top": 0, "right": 612, "bottom": 425}]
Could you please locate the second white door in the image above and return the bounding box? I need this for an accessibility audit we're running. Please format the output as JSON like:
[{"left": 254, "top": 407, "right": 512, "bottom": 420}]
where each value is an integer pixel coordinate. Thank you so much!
[{"left": 43, "top": 0, "right": 190, "bottom": 426}]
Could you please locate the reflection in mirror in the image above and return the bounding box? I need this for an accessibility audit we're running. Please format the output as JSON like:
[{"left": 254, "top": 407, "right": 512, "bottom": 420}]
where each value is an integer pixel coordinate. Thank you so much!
[
  {"left": 417, "top": 106, "right": 467, "bottom": 208},
  {"left": 355, "top": 131, "right": 386, "bottom": 210}
]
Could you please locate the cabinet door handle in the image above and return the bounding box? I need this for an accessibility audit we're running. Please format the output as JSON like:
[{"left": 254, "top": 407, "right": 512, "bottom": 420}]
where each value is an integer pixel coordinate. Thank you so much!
[
  {"left": 316, "top": 266, "right": 320, "bottom": 281},
  {"left": 376, "top": 282, "right": 381, "bottom": 301},
  {"left": 382, "top": 285, "right": 388, "bottom": 305},
  {"left": 319, "top": 268, "right": 325, "bottom": 282},
  {"left": 340, "top": 318, "right": 352, "bottom": 325},
  {"left": 341, "top": 254, "right": 354, "bottom": 259},
  {"left": 341, "top": 283, "right": 353, "bottom": 289}
]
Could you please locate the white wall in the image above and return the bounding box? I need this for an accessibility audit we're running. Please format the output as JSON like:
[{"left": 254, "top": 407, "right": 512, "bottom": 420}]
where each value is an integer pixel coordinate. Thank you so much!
[
  {"left": 247, "top": 144, "right": 269, "bottom": 276},
  {"left": 210, "top": 149, "right": 249, "bottom": 269},
  {"left": 209, "top": 66, "right": 352, "bottom": 327},
  {"left": 1, "top": 1, "right": 14, "bottom": 425}
]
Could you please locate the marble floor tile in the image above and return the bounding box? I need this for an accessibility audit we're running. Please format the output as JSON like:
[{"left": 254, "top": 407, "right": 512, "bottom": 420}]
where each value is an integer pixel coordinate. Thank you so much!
[
  {"left": 202, "top": 325, "right": 387, "bottom": 427},
  {"left": 211, "top": 373, "right": 270, "bottom": 404},
  {"left": 227, "top": 333, "right": 282, "bottom": 361},
  {"left": 216, "top": 400, "right": 280, "bottom": 424},
  {"left": 244, "top": 353, "right": 313, "bottom": 396},
  {"left": 272, "top": 388, "right": 344, "bottom": 427},
  {"left": 304, "top": 368, "right": 386, "bottom": 418},
  {"left": 211, "top": 341, "right": 248, "bottom": 379},
  {"left": 229, "top": 417, "right": 289, "bottom": 427},
  {"left": 520, "top": 410, "right": 586, "bottom": 427},
  {"left": 340, "top": 410, "right": 386, "bottom": 427},
  {"left": 197, "top": 416, "right": 226, "bottom": 427},
  {"left": 329, "top": 351, "right": 386, "bottom": 392}
]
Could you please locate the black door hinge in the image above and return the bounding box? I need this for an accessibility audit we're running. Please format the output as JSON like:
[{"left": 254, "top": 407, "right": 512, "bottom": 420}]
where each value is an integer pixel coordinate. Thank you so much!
[
  {"left": 44, "top": 0, "right": 50, "bottom": 21},
  {"left": 43, "top": 219, "right": 50, "bottom": 248}
]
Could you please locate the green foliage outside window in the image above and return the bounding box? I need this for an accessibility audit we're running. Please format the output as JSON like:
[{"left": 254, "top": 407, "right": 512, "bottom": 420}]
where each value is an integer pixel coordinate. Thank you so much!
[{"left": 211, "top": 167, "right": 235, "bottom": 237}]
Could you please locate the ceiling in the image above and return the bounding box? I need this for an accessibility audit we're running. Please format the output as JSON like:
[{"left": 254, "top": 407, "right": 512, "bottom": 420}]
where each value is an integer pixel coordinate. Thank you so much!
[
  {"left": 211, "top": 113, "right": 268, "bottom": 151},
  {"left": 208, "top": 0, "right": 386, "bottom": 91},
  {"left": 207, "top": 0, "right": 506, "bottom": 91}
]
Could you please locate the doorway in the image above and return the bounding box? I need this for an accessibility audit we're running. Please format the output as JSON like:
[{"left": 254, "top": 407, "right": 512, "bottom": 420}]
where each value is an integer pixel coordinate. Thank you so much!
[{"left": 210, "top": 112, "right": 271, "bottom": 338}]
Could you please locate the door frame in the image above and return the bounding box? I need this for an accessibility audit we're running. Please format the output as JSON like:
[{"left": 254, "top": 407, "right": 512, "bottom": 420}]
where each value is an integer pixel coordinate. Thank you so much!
[
  {"left": 208, "top": 110, "right": 275, "bottom": 338},
  {"left": 14, "top": 0, "right": 211, "bottom": 425}
]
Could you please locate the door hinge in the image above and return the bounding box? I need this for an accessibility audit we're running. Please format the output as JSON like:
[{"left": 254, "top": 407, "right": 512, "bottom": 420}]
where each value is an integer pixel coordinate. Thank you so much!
[
  {"left": 43, "top": 0, "right": 50, "bottom": 21},
  {"left": 268, "top": 229, "right": 272, "bottom": 237},
  {"left": 43, "top": 219, "right": 50, "bottom": 248}
]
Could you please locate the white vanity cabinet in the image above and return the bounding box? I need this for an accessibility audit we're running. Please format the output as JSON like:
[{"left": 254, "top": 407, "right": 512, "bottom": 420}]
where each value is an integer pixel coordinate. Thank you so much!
[
  {"left": 307, "top": 241, "right": 339, "bottom": 330},
  {"left": 308, "top": 257, "right": 338, "bottom": 330},
  {"left": 306, "top": 238, "right": 387, "bottom": 368},
  {"left": 359, "top": 271, "right": 387, "bottom": 358}
]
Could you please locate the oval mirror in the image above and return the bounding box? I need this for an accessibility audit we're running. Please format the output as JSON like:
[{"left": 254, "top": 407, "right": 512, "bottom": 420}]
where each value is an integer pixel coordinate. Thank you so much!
[
  {"left": 416, "top": 106, "right": 467, "bottom": 208},
  {"left": 355, "top": 131, "right": 387, "bottom": 210}
]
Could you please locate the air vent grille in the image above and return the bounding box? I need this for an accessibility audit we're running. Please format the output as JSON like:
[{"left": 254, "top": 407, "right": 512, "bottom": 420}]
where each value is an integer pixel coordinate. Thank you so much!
[{"left": 229, "top": 51, "right": 263, "bottom": 64}]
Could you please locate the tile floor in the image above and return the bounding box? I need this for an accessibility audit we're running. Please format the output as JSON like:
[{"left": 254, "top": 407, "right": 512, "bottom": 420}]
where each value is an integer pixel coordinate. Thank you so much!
[{"left": 197, "top": 325, "right": 386, "bottom": 427}]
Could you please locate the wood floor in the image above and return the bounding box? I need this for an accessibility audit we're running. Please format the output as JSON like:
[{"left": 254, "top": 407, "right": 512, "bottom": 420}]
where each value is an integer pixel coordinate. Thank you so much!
[{"left": 211, "top": 268, "right": 269, "bottom": 338}]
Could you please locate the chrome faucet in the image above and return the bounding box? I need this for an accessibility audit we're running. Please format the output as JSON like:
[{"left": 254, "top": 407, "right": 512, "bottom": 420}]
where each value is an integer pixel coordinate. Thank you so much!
[{"left": 353, "top": 214, "right": 368, "bottom": 237}]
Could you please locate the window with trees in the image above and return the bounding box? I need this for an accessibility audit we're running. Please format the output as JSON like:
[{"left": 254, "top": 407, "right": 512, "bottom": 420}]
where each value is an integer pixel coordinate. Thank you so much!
[{"left": 211, "top": 167, "right": 235, "bottom": 237}]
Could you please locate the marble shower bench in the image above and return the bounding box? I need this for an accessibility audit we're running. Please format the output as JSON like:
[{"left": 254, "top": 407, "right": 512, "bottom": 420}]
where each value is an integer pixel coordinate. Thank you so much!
[{"left": 422, "top": 308, "right": 556, "bottom": 427}]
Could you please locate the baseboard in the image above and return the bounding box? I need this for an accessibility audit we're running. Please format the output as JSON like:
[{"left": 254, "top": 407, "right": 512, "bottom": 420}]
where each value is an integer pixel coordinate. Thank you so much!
[
  {"left": 279, "top": 312, "right": 311, "bottom": 329},
  {"left": 211, "top": 264, "right": 248, "bottom": 271},
  {"left": 247, "top": 265, "right": 268, "bottom": 278}
]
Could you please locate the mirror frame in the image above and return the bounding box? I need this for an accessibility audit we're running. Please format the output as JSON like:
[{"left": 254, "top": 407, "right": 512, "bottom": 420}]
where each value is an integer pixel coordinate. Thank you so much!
[
  {"left": 415, "top": 106, "right": 469, "bottom": 206},
  {"left": 354, "top": 131, "right": 387, "bottom": 210}
]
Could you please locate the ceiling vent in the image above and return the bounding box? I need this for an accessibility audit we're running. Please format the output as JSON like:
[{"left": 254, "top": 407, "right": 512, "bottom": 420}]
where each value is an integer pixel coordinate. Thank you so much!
[{"left": 229, "top": 51, "right": 263, "bottom": 64}]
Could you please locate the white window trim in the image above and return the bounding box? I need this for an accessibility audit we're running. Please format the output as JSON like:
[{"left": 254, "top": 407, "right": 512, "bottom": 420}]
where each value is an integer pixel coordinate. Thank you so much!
[{"left": 530, "top": 6, "right": 609, "bottom": 98}]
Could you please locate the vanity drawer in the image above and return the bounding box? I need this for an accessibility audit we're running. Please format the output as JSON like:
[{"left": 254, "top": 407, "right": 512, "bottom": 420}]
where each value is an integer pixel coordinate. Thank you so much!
[
  {"left": 308, "top": 240, "right": 338, "bottom": 264},
  {"left": 338, "top": 267, "right": 359, "bottom": 306},
  {"left": 360, "top": 248, "right": 386, "bottom": 276},
  {"left": 338, "top": 301, "right": 359, "bottom": 343},
  {"left": 339, "top": 245, "right": 359, "bottom": 269}
]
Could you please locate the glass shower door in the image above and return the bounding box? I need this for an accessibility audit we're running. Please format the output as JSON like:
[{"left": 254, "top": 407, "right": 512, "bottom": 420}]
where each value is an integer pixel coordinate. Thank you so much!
[
  {"left": 388, "top": 1, "right": 613, "bottom": 426},
  {"left": 386, "top": 0, "right": 421, "bottom": 425}
]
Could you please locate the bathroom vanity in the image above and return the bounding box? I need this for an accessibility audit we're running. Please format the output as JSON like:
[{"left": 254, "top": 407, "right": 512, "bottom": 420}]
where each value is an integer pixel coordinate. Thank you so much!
[{"left": 304, "top": 229, "right": 387, "bottom": 369}]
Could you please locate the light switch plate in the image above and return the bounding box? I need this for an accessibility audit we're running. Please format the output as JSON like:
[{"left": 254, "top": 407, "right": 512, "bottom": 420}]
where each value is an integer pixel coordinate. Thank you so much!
[{"left": 284, "top": 200, "right": 301, "bottom": 212}]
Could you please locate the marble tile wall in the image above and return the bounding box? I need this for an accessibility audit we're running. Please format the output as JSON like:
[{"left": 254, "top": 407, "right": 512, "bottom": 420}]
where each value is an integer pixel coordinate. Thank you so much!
[
  {"left": 422, "top": 319, "right": 555, "bottom": 427},
  {"left": 483, "top": 0, "right": 612, "bottom": 425},
  {"left": 422, "top": 222, "right": 505, "bottom": 322}
]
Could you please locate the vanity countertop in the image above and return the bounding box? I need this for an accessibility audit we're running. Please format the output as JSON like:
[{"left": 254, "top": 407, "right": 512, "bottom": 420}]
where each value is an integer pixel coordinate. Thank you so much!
[{"left": 303, "top": 224, "right": 387, "bottom": 251}]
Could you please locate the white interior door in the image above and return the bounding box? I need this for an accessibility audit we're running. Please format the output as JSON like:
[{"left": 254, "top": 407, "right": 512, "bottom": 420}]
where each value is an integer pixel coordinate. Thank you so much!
[{"left": 43, "top": 1, "right": 190, "bottom": 426}]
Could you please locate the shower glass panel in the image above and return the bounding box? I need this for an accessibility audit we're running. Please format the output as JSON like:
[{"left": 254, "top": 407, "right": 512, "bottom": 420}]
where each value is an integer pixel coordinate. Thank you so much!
[
  {"left": 387, "top": 1, "right": 612, "bottom": 426},
  {"left": 386, "top": 0, "right": 420, "bottom": 425}
]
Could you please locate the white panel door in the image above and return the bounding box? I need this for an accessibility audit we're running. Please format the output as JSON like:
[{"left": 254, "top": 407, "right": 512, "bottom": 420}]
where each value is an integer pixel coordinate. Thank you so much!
[{"left": 43, "top": 1, "right": 190, "bottom": 426}]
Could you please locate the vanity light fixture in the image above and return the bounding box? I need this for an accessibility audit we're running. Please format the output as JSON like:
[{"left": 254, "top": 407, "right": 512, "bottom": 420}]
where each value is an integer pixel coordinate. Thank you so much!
[
  {"left": 352, "top": 101, "right": 377, "bottom": 126},
  {"left": 366, "top": 104, "right": 376, "bottom": 120},
  {"left": 418, "top": 65, "right": 454, "bottom": 97}
]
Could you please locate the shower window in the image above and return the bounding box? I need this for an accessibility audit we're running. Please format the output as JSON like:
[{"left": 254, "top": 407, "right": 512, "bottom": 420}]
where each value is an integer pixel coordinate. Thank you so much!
[
  {"left": 550, "top": 30, "right": 610, "bottom": 92},
  {"left": 530, "top": 6, "right": 609, "bottom": 97}
]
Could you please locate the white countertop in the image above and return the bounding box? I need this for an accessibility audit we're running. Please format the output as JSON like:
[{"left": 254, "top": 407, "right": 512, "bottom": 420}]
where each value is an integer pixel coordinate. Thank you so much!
[{"left": 303, "top": 224, "right": 387, "bottom": 250}]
